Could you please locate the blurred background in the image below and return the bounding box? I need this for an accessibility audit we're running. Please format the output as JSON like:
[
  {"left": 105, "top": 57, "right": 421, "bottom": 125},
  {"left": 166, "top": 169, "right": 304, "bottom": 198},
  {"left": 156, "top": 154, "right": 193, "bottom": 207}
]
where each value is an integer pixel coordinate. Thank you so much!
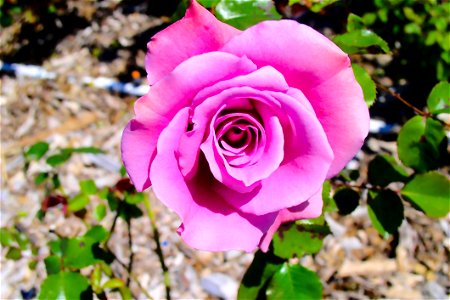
[{"left": 1, "top": 0, "right": 448, "bottom": 299}]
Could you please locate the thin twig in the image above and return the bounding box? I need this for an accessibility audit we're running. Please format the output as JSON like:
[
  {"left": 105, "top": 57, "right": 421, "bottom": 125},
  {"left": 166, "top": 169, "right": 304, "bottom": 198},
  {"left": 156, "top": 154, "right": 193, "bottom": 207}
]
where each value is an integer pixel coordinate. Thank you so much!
[
  {"left": 126, "top": 219, "right": 134, "bottom": 287},
  {"left": 143, "top": 193, "right": 172, "bottom": 300},
  {"left": 375, "top": 83, "right": 430, "bottom": 117}
]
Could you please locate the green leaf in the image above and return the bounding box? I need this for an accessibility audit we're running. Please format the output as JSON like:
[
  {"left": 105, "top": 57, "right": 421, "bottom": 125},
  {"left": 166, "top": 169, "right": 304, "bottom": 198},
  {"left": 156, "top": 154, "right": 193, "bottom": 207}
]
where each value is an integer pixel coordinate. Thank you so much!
[
  {"left": 85, "top": 225, "right": 109, "bottom": 243},
  {"left": 333, "top": 188, "right": 360, "bottom": 215},
  {"left": 238, "top": 250, "right": 284, "bottom": 300},
  {"left": 347, "top": 13, "right": 365, "bottom": 31},
  {"left": 44, "top": 255, "right": 61, "bottom": 275},
  {"left": 272, "top": 222, "right": 330, "bottom": 259},
  {"left": 215, "top": 0, "right": 281, "bottom": 30},
  {"left": 38, "top": 272, "right": 92, "bottom": 300},
  {"left": 0, "top": 227, "right": 14, "bottom": 247},
  {"left": 102, "top": 278, "right": 125, "bottom": 289},
  {"left": 94, "top": 204, "right": 107, "bottom": 222},
  {"left": 5, "top": 247, "right": 22, "bottom": 260},
  {"left": 119, "top": 202, "right": 143, "bottom": 221},
  {"left": 397, "top": 116, "right": 447, "bottom": 172},
  {"left": 322, "top": 180, "right": 336, "bottom": 213},
  {"left": 25, "top": 142, "right": 49, "bottom": 160},
  {"left": 198, "top": 0, "right": 221, "bottom": 6},
  {"left": 34, "top": 172, "right": 49, "bottom": 185},
  {"left": 266, "top": 263, "right": 323, "bottom": 300},
  {"left": 119, "top": 287, "right": 133, "bottom": 300},
  {"left": 68, "top": 194, "right": 90, "bottom": 212},
  {"left": 333, "top": 29, "right": 390, "bottom": 54},
  {"left": 80, "top": 180, "right": 97, "bottom": 195},
  {"left": 46, "top": 152, "right": 71, "bottom": 167},
  {"left": 401, "top": 172, "right": 450, "bottom": 218},
  {"left": 125, "top": 192, "right": 145, "bottom": 205},
  {"left": 309, "top": 0, "right": 339, "bottom": 12},
  {"left": 64, "top": 146, "right": 104, "bottom": 154},
  {"left": 427, "top": 81, "right": 450, "bottom": 114},
  {"left": 368, "top": 155, "right": 409, "bottom": 187},
  {"left": 352, "top": 64, "right": 377, "bottom": 107},
  {"left": 60, "top": 237, "right": 105, "bottom": 269},
  {"left": 368, "top": 190, "right": 404, "bottom": 236}
]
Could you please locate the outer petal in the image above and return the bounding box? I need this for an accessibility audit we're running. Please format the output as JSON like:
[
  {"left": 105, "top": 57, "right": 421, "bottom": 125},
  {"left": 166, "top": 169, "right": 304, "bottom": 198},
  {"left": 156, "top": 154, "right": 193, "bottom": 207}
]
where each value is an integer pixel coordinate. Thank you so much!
[
  {"left": 259, "top": 188, "right": 323, "bottom": 252},
  {"left": 221, "top": 20, "right": 369, "bottom": 177},
  {"left": 150, "top": 108, "right": 277, "bottom": 252},
  {"left": 304, "top": 68, "right": 370, "bottom": 177},
  {"left": 121, "top": 120, "right": 159, "bottom": 192},
  {"left": 136, "top": 52, "right": 256, "bottom": 125},
  {"left": 146, "top": 0, "right": 240, "bottom": 84}
]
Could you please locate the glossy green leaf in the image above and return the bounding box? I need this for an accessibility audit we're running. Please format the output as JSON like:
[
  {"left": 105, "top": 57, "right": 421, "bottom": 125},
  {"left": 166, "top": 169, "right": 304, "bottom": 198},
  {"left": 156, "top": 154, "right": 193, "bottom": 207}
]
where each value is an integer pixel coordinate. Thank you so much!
[
  {"left": 238, "top": 250, "right": 284, "bottom": 300},
  {"left": 198, "top": 0, "right": 221, "bottom": 6},
  {"left": 272, "top": 222, "right": 330, "bottom": 259},
  {"left": 80, "top": 180, "right": 97, "bottom": 195},
  {"left": 44, "top": 255, "right": 61, "bottom": 275},
  {"left": 427, "top": 81, "right": 450, "bottom": 114},
  {"left": 352, "top": 64, "right": 377, "bottom": 107},
  {"left": 333, "top": 29, "right": 390, "bottom": 54},
  {"left": 401, "top": 172, "right": 450, "bottom": 218},
  {"left": 368, "top": 190, "right": 404, "bottom": 235},
  {"left": 38, "top": 272, "right": 92, "bottom": 300},
  {"left": 60, "top": 237, "right": 99, "bottom": 269},
  {"left": 215, "top": 0, "right": 281, "bottom": 30},
  {"left": 94, "top": 204, "right": 107, "bottom": 222},
  {"left": 68, "top": 194, "right": 90, "bottom": 212},
  {"left": 368, "top": 154, "right": 409, "bottom": 187},
  {"left": 397, "top": 116, "right": 447, "bottom": 172},
  {"left": 5, "top": 247, "right": 22, "bottom": 260},
  {"left": 309, "top": 0, "right": 339, "bottom": 12},
  {"left": 266, "top": 263, "right": 323, "bottom": 300},
  {"left": 333, "top": 188, "right": 360, "bottom": 215},
  {"left": 25, "top": 142, "right": 49, "bottom": 160}
]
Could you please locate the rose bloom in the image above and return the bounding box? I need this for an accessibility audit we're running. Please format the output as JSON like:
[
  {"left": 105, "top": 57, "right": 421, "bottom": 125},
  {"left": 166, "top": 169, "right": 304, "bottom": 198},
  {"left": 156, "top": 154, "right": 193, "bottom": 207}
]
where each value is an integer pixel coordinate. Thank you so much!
[{"left": 122, "top": 0, "right": 369, "bottom": 252}]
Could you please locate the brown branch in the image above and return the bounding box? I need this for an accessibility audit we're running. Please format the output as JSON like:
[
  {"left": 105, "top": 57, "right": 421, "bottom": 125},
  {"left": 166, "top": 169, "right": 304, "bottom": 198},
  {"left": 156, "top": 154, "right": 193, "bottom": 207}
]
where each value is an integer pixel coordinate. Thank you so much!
[{"left": 375, "top": 83, "right": 430, "bottom": 117}]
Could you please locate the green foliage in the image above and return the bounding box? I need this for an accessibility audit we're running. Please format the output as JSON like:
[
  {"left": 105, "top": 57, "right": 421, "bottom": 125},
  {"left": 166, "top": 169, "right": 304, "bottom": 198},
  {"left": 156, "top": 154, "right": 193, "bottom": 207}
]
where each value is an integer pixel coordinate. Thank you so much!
[
  {"left": 427, "top": 81, "right": 450, "bottom": 114},
  {"left": 401, "top": 172, "right": 450, "bottom": 218},
  {"left": 333, "top": 188, "right": 360, "bottom": 215},
  {"left": 333, "top": 27, "right": 389, "bottom": 54},
  {"left": 266, "top": 263, "right": 323, "bottom": 300},
  {"left": 238, "top": 250, "right": 284, "bottom": 300},
  {"left": 368, "top": 190, "right": 404, "bottom": 236},
  {"left": 352, "top": 64, "right": 377, "bottom": 107},
  {"left": 368, "top": 155, "right": 409, "bottom": 187},
  {"left": 25, "top": 142, "right": 49, "bottom": 160},
  {"left": 38, "top": 272, "right": 92, "bottom": 300},
  {"left": 397, "top": 116, "right": 447, "bottom": 172},
  {"left": 215, "top": 0, "right": 281, "bottom": 30},
  {"left": 272, "top": 222, "right": 330, "bottom": 259},
  {"left": 80, "top": 180, "right": 98, "bottom": 195}
]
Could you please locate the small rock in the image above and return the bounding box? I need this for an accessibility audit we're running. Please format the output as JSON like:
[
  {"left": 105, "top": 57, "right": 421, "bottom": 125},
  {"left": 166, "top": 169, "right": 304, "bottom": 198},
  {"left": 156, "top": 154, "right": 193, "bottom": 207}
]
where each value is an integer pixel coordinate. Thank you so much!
[{"left": 201, "top": 273, "right": 238, "bottom": 300}]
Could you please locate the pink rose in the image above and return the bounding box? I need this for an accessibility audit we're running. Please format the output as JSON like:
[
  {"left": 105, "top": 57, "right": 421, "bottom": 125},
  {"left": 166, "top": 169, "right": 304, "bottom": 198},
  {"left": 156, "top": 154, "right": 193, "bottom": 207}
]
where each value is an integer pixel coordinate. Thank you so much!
[{"left": 121, "top": 0, "right": 369, "bottom": 252}]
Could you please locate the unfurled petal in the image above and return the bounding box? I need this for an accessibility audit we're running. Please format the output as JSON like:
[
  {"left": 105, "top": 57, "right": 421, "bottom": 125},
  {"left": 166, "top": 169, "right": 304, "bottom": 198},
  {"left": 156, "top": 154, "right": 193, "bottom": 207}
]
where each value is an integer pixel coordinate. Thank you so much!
[
  {"left": 150, "top": 108, "right": 277, "bottom": 251},
  {"left": 146, "top": 0, "right": 240, "bottom": 84}
]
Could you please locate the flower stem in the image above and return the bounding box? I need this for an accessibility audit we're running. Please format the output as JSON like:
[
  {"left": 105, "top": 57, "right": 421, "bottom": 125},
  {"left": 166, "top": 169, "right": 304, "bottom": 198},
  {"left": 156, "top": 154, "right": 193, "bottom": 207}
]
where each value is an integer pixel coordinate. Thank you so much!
[{"left": 143, "top": 193, "right": 172, "bottom": 300}]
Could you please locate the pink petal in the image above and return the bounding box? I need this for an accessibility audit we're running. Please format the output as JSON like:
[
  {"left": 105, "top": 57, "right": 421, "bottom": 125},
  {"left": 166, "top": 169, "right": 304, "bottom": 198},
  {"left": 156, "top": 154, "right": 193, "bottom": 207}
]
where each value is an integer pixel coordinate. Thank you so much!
[
  {"left": 150, "top": 108, "right": 277, "bottom": 252},
  {"left": 121, "top": 120, "right": 159, "bottom": 191},
  {"left": 215, "top": 89, "right": 333, "bottom": 215},
  {"left": 136, "top": 52, "right": 256, "bottom": 125},
  {"left": 304, "top": 67, "right": 370, "bottom": 177},
  {"left": 146, "top": 0, "right": 240, "bottom": 84},
  {"left": 259, "top": 188, "right": 323, "bottom": 252},
  {"left": 221, "top": 20, "right": 369, "bottom": 177}
]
